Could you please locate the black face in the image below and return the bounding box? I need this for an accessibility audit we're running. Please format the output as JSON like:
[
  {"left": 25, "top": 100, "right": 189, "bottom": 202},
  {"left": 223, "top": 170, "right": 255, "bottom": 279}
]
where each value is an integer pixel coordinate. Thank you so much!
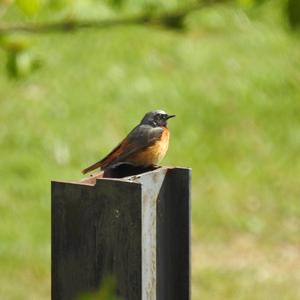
[{"left": 140, "top": 110, "right": 176, "bottom": 127}]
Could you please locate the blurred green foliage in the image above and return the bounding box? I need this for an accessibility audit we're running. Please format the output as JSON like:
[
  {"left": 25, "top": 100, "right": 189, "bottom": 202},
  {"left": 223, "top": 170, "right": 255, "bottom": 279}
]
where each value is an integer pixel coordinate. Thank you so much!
[
  {"left": 0, "top": 34, "right": 41, "bottom": 77},
  {"left": 0, "top": 0, "right": 298, "bottom": 78},
  {"left": 77, "top": 276, "right": 123, "bottom": 300},
  {"left": 0, "top": 0, "right": 300, "bottom": 299},
  {"left": 287, "top": 0, "right": 300, "bottom": 28},
  {"left": 16, "top": 0, "right": 42, "bottom": 15}
]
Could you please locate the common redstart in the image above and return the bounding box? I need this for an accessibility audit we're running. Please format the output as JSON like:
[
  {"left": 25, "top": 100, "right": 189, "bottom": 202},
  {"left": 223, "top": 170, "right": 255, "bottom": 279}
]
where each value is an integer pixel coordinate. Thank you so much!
[{"left": 81, "top": 110, "right": 175, "bottom": 174}]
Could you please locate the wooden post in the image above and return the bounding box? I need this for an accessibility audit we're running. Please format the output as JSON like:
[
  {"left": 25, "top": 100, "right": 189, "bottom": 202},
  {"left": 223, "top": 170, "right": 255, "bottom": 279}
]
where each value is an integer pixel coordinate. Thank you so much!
[{"left": 51, "top": 167, "right": 191, "bottom": 300}]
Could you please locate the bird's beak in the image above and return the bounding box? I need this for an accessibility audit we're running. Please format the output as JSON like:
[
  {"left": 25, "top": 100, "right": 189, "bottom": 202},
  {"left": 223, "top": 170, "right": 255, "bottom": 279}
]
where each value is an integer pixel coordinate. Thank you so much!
[{"left": 166, "top": 114, "right": 176, "bottom": 120}]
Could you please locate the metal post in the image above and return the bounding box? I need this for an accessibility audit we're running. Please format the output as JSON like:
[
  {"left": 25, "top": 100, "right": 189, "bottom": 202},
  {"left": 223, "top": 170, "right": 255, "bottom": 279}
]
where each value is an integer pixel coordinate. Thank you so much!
[{"left": 51, "top": 167, "right": 191, "bottom": 300}]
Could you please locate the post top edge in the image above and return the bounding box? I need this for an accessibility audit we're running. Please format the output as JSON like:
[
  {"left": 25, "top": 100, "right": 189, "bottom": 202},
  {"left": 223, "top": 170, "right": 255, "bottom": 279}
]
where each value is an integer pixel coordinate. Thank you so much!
[{"left": 51, "top": 166, "right": 191, "bottom": 186}]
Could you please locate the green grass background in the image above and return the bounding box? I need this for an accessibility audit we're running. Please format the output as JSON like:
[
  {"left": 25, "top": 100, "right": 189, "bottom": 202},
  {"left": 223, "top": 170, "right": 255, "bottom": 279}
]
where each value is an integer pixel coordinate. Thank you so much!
[{"left": 1, "top": 1, "right": 300, "bottom": 299}]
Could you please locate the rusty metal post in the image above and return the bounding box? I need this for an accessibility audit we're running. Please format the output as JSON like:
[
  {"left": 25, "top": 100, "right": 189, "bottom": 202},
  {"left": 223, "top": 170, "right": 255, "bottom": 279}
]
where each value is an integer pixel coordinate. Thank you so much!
[{"left": 52, "top": 167, "right": 191, "bottom": 300}]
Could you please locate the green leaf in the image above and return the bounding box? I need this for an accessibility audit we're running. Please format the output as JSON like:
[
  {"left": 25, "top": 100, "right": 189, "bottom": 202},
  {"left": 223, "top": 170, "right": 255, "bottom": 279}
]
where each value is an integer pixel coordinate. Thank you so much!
[
  {"left": 0, "top": 34, "right": 31, "bottom": 52},
  {"left": 6, "top": 49, "right": 42, "bottom": 78},
  {"left": 16, "top": 0, "right": 42, "bottom": 16},
  {"left": 76, "top": 276, "right": 123, "bottom": 300}
]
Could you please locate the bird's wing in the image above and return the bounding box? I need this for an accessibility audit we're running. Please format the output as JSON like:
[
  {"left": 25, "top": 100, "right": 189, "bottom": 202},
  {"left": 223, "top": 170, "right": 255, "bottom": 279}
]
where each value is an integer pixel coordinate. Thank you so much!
[{"left": 81, "top": 125, "right": 163, "bottom": 174}]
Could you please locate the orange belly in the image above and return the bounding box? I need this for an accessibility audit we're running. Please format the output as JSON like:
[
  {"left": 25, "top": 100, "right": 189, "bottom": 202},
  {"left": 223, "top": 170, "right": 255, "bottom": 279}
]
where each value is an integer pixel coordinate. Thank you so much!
[{"left": 128, "top": 128, "right": 169, "bottom": 166}]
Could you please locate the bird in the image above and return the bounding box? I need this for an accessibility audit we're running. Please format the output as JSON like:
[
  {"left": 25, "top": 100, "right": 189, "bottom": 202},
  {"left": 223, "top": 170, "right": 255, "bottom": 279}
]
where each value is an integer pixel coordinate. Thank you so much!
[{"left": 81, "top": 110, "right": 175, "bottom": 174}]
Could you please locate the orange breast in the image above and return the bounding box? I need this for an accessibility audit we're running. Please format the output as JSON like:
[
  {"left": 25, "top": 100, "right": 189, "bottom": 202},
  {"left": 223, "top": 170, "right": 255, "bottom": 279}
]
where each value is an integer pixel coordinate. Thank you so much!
[{"left": 128, "top": 128, "right": 170, "bottom": 166}]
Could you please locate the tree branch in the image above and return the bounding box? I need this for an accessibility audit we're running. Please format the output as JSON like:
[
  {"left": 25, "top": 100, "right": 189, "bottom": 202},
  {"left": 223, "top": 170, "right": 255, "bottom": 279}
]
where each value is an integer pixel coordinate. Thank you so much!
[{"left": 0, "top": 2, "right": 219, "bottom": 34}]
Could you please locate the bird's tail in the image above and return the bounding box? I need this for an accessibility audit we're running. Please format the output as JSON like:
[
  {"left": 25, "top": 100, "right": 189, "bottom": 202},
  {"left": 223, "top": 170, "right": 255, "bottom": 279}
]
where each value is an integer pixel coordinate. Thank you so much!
[{"left": 81, "top": 160, "right": 103, "bottom": 174}]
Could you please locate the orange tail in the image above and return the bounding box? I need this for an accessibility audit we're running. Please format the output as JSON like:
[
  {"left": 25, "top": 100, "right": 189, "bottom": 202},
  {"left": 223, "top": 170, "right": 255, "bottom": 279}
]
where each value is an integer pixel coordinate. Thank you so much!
[
  {"left": 82, "top": 139, "right": 127, "bottom": 174},
  {"left": 81, "top": 160, "right": 103, "bottom": 174}
]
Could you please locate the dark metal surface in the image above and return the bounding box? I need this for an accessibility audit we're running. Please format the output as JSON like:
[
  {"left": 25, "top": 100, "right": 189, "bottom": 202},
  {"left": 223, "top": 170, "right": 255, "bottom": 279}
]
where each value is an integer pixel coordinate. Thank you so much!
[
  {"left": 52, "top": 179, "right": 142, "bottom": 300},
  {"left": 52, "top": 167, "right": 190, "bottom": 300},
  {"left": 157, "top": 168, "right": 191, "bottom": 300}
]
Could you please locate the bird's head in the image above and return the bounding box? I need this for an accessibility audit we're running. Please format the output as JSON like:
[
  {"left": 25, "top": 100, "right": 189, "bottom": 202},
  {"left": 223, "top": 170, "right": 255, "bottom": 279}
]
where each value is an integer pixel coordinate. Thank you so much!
[{"left": 140, "top": 110, "right": 176, "bottom": 127}]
